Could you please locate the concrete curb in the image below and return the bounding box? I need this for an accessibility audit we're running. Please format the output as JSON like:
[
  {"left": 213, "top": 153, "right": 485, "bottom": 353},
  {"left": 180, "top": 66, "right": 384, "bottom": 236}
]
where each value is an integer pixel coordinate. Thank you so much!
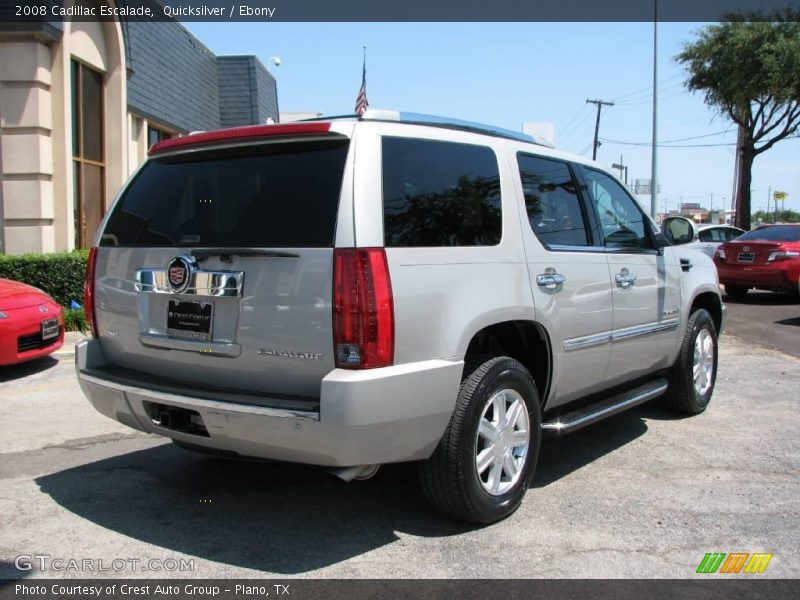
[{"left": 54, "top": 331, "right": 88, "bottom": 356}]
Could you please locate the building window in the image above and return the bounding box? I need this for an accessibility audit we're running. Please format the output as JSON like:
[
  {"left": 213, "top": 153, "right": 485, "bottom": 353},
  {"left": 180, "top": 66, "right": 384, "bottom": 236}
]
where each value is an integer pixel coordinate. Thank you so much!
[
  {"left": 147, "top": 124, "right": 172, "bottom": 148},
  {"left": 71, "top": 60, "right": 105, "bottom": 249}
]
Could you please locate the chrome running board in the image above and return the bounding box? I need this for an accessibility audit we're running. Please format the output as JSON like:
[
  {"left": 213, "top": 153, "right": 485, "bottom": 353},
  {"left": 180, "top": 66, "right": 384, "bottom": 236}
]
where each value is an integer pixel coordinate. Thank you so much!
[{"left": 542, "top": 378, "right": 668, "bottom": 434}]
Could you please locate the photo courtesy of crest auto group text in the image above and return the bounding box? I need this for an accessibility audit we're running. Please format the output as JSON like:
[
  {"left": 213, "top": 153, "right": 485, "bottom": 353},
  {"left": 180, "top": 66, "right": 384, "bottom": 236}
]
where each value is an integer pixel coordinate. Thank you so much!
[{"left": 0, "top": 0, "right": 799, "bottom": 596}]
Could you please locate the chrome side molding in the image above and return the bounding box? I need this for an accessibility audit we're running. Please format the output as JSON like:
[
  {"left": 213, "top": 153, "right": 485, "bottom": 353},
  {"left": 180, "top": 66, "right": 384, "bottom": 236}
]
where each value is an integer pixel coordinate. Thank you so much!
[
  {"left": 563, "top": 319, "right": 680, "bottom": 352},
  {"left": 136, "top": 268, "right": 243, "bottom": 298}
]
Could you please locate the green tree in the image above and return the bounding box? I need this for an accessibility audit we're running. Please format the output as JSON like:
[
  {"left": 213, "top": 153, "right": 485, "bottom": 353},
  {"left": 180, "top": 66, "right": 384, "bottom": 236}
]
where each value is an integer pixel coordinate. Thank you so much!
[
  {"left": 752, "top": 208, "right": 800, "bottom": 224},
  {"left": 676, "top": 11, "right": 800, "bottom": 230}
]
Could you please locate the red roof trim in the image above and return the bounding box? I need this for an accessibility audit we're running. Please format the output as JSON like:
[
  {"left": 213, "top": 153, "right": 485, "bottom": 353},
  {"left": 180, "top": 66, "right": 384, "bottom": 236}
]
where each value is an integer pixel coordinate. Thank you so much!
[{"left": 149, "top": 122, "right": 333, "bottom": 155}]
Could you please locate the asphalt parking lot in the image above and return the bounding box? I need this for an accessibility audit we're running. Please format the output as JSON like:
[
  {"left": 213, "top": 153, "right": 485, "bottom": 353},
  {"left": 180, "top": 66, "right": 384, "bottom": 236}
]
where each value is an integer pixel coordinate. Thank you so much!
[{"left": 1, "top": 294, "right": 798, "bottom": 579}]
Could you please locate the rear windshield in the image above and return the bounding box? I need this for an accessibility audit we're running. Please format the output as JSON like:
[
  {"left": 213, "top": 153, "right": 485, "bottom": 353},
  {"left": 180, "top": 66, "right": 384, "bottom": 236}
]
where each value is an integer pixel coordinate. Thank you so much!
[
  {"left": 737, "top": 226, "right": 800, "bottom": 242},
  {"left": 101, "top": 139, "right": 349, "bottom": 247}
]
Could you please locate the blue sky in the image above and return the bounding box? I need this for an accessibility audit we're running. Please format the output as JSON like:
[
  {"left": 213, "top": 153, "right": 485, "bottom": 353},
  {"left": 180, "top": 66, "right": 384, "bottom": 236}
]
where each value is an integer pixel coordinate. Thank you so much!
[{"left": 186, "top": 22, "right": 800, "bottom": 214}]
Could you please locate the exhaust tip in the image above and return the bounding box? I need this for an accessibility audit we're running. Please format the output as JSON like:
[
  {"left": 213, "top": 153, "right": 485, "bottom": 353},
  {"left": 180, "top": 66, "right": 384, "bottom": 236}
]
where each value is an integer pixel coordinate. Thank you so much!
[{"left": 329, "top": 464, "right": 380, "bottom": 482}]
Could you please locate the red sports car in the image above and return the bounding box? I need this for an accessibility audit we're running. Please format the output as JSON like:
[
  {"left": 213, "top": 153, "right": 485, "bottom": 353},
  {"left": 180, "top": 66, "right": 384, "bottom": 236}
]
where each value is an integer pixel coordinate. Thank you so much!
[
  {"left": 714, "top": 224, "right": 800, "bottom": 300},
  {"left": 0, "top": 278, "right": 64, "bottom": 366}
]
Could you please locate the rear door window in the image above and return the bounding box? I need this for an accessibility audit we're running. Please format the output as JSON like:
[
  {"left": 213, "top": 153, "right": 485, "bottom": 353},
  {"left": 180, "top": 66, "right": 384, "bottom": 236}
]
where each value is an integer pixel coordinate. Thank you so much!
[
  {"left": 517, "top": 153, "right": 589, "bottom": 247},
  {"left": 101, "top": 139, "right": 349, "bottom": 247},
  {"left": 382, "top": 137, "right": 502, "bottom": 247}
]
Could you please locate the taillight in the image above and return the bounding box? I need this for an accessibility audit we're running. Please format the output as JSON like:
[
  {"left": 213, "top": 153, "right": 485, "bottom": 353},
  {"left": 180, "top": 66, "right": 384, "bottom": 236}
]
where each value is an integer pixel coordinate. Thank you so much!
[
  {"left": 333, "top": 248, "right": 394, "bottom": 369},
  {"left": 715, "top": 247, "right": 727, "bottom": 260},
  {"left": 84, "top": 247, "right": 98, "bottom": 337},
  {"left": 767, "top": 249, "right": 800, "bottom": 262}
]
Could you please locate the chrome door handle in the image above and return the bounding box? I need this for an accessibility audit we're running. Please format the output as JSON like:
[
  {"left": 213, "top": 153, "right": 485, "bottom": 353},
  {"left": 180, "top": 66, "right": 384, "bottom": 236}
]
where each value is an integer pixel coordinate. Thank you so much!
[
  {"left": 615, "top": 268, "right": 637, "bottom": 289},
  {"left": 536, "top": 271, "right": 567, "bottom": 290}
]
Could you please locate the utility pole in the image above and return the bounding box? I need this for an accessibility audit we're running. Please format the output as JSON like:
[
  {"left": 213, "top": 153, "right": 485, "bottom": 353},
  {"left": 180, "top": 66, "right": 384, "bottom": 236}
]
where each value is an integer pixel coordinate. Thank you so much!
[
  {"left": 766, "top": 187, "right": 771, "bottom": 222},
  {"left": 650, "top": 0, "right": 659, "bottom": 219},
  {"left": 586, "top": 98, "right": 614, "bottom": 160},
  {"left": 709, "top": 193, "right": 713, "bottom": 224},
  {"left": 770, "top": 186, "right": 775, "bottom": 223},
  {"left": 612, "top": 155, "right": 628, "bottom": 184}
]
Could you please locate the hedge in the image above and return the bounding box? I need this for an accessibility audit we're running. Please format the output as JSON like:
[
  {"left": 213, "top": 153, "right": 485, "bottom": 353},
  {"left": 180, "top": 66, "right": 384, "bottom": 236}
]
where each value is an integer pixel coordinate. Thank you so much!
[{"left": 0, "top": 250, "right": 89, "bottom": 308}]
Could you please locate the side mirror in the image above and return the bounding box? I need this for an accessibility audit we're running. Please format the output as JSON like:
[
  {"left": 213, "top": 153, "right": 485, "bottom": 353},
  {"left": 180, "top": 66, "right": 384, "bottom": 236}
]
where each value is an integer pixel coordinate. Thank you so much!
[{"left": 662, "top": 216, "right": 698, "bottom": 246}]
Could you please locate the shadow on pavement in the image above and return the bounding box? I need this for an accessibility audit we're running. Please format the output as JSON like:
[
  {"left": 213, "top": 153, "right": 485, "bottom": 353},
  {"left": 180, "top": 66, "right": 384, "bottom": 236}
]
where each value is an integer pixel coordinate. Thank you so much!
[
  {"left": 724, "top": 291, "right": 799, "bottom": 306},
  {"left": 775, "top": 317, "right": 800, "bottom": 327},
  {"left": 534, "top": 409, "right": 649, "bottom": 488},
  {"left": 0, "top": 356, "right": 59, "bottom": 383},
  {"left": 0, "top": 560, "right": 31, "bottom": 580},
  {"left": 35, "top": 409, "right": 651, "bottom": 573},
  {"left": 36, "top": 444, "right": 473, "bottom": 574}
]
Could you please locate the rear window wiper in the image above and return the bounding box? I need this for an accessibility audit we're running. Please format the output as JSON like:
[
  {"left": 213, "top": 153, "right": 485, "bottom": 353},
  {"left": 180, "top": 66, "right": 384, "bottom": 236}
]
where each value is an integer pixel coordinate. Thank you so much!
[{"left": 191, "top": 248, "right": 300, "bottom": 263}]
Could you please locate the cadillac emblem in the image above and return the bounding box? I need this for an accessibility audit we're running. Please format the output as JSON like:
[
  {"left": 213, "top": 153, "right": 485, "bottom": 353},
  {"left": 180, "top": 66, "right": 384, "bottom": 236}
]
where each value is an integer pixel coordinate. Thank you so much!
[{"left": 167, "top": 255, "right": 193, "bottom": 294}]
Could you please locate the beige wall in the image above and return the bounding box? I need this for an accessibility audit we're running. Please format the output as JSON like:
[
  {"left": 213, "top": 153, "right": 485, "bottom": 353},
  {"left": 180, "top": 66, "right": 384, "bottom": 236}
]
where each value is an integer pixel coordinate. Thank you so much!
[
  {"left": 0, "top": 40, "right": 55, "bottom": 254},
  {"left": 0, "top": 5, "right": 127, "bottom": 255}
]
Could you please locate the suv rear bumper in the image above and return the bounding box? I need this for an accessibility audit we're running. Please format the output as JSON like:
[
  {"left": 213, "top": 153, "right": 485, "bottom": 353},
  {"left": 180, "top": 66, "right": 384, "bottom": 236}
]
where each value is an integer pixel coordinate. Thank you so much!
[{"left": 76, "top": 339, "right": 462, "bottom": 467}]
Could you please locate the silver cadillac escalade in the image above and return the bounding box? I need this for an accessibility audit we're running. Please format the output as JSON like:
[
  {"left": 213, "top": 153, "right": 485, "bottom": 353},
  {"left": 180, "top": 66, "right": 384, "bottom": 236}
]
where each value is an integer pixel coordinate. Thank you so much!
[{"left": 77, "top": 110, "right": 723, "bottom": 523}]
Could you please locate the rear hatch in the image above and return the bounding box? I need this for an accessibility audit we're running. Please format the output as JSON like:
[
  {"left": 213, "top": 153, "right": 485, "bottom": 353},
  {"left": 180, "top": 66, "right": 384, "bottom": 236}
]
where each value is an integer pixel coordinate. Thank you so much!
[{"left": 93, "top": 132, "right": 351, "bottom": 400}]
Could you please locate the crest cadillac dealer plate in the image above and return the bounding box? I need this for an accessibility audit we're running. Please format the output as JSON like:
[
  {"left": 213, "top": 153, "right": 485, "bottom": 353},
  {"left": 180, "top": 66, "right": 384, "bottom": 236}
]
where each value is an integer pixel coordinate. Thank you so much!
[{"left": 167, "top": 300, "right": 214, "bottom": 341}]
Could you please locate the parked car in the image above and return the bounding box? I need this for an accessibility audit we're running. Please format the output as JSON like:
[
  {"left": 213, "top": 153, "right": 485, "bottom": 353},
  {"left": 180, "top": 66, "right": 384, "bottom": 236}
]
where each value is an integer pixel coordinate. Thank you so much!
[
  {"left": 694, "top": 224, "right": 745, "bottom": 258},
  {"left": 76, "top": 110, "right": 723, "bottom": 523},
  {"left": 0, "top": 279, "right": 64, "bottom": 366},
  {"left": 661, "top": 220, "right": 744, "bottom": 260},
  {"left": 714, "top": 224, "right": 800, "bottom": 300}
]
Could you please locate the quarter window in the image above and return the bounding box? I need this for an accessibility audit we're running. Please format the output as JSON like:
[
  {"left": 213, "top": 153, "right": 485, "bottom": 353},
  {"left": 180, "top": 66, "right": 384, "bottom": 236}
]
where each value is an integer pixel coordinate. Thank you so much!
[
  {"left": 382, "top": 137, "right": 502, "bottom": 247},
  {"left": 583, "top": 168, "right": 648, "bottom": 249},
  {"left": 517, "top": 154, "right": 588, "bottom": 247}
]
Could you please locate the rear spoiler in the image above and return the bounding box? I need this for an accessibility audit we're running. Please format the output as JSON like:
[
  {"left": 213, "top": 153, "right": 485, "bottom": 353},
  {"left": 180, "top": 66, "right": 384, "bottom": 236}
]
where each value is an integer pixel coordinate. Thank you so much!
[{"left": 148, "top": 122, "right": 334, "bottom": 156}]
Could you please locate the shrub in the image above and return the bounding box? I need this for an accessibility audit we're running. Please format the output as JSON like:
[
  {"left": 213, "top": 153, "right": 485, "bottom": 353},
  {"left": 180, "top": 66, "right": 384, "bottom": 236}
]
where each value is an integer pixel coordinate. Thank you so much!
[
  {"left": 0, "top": 250, "right": 89, "bottom": 307},
  {"left": 63, "top": 308, "right": 89, "bottom": 333}
]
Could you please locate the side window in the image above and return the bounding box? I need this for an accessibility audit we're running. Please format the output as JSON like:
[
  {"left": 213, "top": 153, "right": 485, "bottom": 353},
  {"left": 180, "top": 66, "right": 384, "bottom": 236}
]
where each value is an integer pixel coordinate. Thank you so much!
[
  {"left": 582, "top": 168, "right": 649, "bottom": 250},
  {"left": 698, "top": 229, "right": 715, "bottom": 242},
  {"left": 517, "top": 153, "right": 589, "bottom": 247},
  {"left": 725, "top": 228, "right": 743, "bottom": 241},
  {"left": 382, "top": 137, "right": 501, "bottom": 247}
]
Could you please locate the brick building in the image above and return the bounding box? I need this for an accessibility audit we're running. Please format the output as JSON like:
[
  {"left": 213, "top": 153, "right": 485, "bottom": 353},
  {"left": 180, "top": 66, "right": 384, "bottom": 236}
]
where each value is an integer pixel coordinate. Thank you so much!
[{"left": 0, "top": 6, "right": 278, "bottom": 254}]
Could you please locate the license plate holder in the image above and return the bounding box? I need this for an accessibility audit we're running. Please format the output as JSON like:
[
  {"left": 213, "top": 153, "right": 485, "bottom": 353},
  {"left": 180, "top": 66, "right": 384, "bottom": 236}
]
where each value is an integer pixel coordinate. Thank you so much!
[
  {"left": 167, "top": 300, "right": 214, "bottom": 341},
  {"left": 737, "top": 252, "right": 754, "bottom": 263},
  {"left": 41, "top": 318, "right": 59, "bottom": 340}
]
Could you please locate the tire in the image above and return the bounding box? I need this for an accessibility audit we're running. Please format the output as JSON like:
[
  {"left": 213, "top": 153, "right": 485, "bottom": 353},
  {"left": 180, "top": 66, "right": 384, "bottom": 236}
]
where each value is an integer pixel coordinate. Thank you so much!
[
  {"left": 664, "top": 309, "right": 718, "bottom": 415},
  {"left": 419, "top": 356, "right": 542, "bottom": 524},
  {"left": 725, "top": 284, "right": 748, "bottom": 301}
]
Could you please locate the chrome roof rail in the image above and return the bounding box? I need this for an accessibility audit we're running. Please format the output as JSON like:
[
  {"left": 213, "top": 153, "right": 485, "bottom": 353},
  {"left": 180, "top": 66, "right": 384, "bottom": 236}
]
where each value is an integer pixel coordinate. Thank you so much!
[
  {"left": 297, "top": 109, "right": 553, "bottom": 148},
  {"left": 360, "top": 109, "right": 553, "bottom": 147}
]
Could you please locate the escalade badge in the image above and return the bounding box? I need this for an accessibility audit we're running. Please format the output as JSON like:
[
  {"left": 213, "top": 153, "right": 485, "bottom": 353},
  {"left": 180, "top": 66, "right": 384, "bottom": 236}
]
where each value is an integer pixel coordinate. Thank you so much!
[
  {"left": 258, "top": 348, "right": 324, "bottom": 361},
  {"left": 167, "top": 255, "right": 193, "bottom": 294}
]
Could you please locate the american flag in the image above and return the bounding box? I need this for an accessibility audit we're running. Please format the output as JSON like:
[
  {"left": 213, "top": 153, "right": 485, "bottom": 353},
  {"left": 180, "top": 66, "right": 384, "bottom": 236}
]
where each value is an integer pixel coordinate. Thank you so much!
[{"left": 355, "top": 49, "right": 368, "bottom": 116}]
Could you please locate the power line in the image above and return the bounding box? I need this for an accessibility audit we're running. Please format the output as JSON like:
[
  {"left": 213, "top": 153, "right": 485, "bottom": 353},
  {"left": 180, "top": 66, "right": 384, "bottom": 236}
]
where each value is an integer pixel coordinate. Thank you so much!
[
  {"left": 601, "top": 139, "right": 737, "bottom": 148},
  {"left": 614, "top": 81, "right": 685, "bottom": 105},
  {"left": 558, "top": 104, "right": 590, "bottom": 139},
  {"left": 559, "top": 106, "right": 594, "bottom": 144},
  {"left": 600, "top": 131, "right": 799, "bottom": 148},
  {"left": 560, "top": 120, "right": 596, "bottom": 152},
  {"left": 611, "top": 72, "right": 682, "bottom": 102}
]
